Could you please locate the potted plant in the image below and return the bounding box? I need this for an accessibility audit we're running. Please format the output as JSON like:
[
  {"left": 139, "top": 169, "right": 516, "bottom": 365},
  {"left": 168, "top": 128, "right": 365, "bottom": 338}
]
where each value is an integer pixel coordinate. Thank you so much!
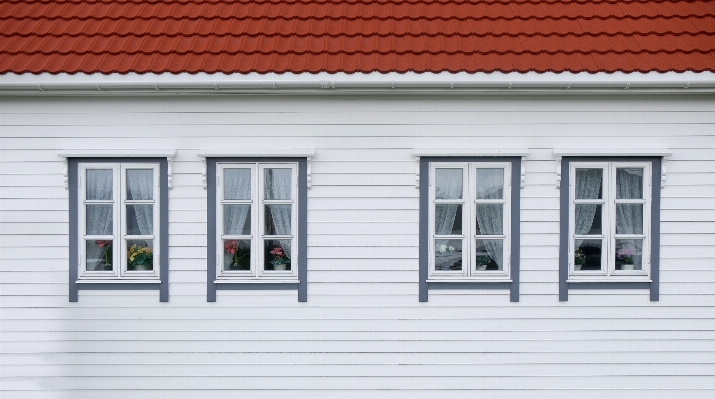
[
  {"left": 127, "top": 244, "right": 153, "bottom": 271},
  {"left": 224, "top": 240, "right": 250, "bottom": 270},
  {"left": 616, "top": 247, "right": 636, "bottom": 270},
  {"left": 269, "top": 247, "right": 290, "bottom": 271},
  {"left": 574, "top": 247, "right": 586, "bottom": 271},
  {"left": 95, "top": 240, "right": 112, "bottom": 270}
]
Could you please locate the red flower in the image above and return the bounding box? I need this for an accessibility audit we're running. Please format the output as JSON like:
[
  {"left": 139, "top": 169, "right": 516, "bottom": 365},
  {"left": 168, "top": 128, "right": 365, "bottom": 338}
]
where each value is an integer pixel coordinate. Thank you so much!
[
  {"left": 224, "top": 240, "right": 237, "bottom": 254},
  {"left": 95, "top": 240, "right": 111, "bottom": 248}
]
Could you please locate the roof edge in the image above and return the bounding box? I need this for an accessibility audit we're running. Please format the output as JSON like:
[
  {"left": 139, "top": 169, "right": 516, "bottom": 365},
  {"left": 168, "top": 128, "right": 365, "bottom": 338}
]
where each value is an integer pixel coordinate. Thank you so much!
[{"left": 2, "top": 72, "right": 714, "bottom": 95}]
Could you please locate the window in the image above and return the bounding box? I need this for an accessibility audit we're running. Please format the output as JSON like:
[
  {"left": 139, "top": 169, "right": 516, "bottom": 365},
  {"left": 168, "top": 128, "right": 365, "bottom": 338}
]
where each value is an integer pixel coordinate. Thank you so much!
[
  {"left": 66, "top": 156, "right": 170, "bottom": 303},
  {"left": 429, "top": 162, "right": 512, "bottom": 280},
  {"left": 558, "top": 155, "right": 664, "bottom": 301},
  {"left": 79, "top": 162, "right": 160, "bottom": 279},
  {"left": 568, "top": 162, "right": 651, "bottom": 279},
  {"left": 216, "top": 163, "right": 298, "bottom": 279},
  {"left": 418, "top": 156, "right": 523, "bottom": 302},
  {"left": 205, "top": 156, "right": 308, "bottom": 302}
]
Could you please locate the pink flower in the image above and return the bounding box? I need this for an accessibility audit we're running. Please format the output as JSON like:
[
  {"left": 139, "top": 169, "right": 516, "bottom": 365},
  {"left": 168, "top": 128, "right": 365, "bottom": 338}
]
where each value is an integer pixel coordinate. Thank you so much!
[
  {"left": 95, "top": 240, "right": 111, "bottom": 248},
  {"left": 270, "top": 247, "right": 284, "bottom": 256},
  {"left": 224, "top": 240, "right": 237, "bottom": 255}
]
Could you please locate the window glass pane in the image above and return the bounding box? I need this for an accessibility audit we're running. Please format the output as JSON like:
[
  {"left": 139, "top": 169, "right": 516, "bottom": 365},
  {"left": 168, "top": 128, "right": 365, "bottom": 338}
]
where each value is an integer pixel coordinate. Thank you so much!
[
  {"left": 475, "top": 204, "right": 503, "bottom": 235},
  {"left": 615, "top": 239, "right": 643, "bottom": 271},
  {"left": 574, "top": 239, "right": 602, "bottom": 271},
  {"left": 126, "top": 205, "right": 153, "bottom": 236},
  {"left": 616, "top": 168, "right": 644, "bottom": 199},
  {"left": 575, "top": 168, "right": 603, "bottom": 199},
  {"left": 474, "top": 239, "right": 503, "bottom": 271},
  {"left": 575, "top": 204, "right": 602, "bottom": 235},
  {"left": 224, "top": 205, "right": 251, "bottom": 235},
  {"left": 434, "top": 239, "right": 462, "bottom": 271},
  {"left": 476, "top": 168, "right": 504, "bottom": 199},
  {"left": 616, "top": 204, "right": 643, "bottom": 235},
  {"left": 435, "top": 204, "right": 462, "bottom": 235},
  {"left": 86, "top": 204, "right": 113, "bottom": 235},
  {"left": 223, "top": 239, "right": 251, "bottom": 271},
  {"left": 264, "top": 169, "right": 292, "bottom": 200},
  {"left": 126, "top": 169, "right": 154, "bottom": 200},
  {"left": 435, "top": 169, "right": 463, "bottom": 200},
  {"left": 86, "top": 240, "right": 112, "bottom": 271},
  {"left": 86, "top": 169, "right": 113, "bottom": 200},
  {"left": 265, "top": 240, "right": 291, "bottom": 271},
  {"left": 127, "top": 239, "right": 153, "bottom": 271},
  {"left": 224, "top": 168, "right": 251, "bottom": 200},
  {"left": 265, "top": 205, "right": 292, "bottom": 235}
]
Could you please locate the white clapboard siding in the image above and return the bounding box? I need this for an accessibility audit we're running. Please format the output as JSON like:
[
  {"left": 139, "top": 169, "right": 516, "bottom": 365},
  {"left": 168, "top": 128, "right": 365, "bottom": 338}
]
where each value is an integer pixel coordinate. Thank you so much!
[{"left": 1, "top": 94, "right": 714, "bottom": 399}]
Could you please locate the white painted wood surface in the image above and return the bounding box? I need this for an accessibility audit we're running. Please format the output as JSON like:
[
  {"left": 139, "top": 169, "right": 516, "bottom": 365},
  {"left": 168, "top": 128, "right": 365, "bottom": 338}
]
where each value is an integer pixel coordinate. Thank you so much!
[{"left": 1, "top": 94, "right": 714, "bottom": 398}]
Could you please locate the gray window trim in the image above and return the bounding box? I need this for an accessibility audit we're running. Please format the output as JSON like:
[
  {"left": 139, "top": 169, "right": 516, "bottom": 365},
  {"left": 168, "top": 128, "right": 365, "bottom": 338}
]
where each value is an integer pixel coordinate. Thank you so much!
[
  {"left": 206, "top": 157, "right": 308, "bottom": 302},
  {"left": 419, "top": 156, "right": 521, "bottom": 302},
  {"left": 68, "top": 157, "right": 169, "bottom": 302},
  {"left": 558, "top": 156, "right": 661, "bottom": 301}
]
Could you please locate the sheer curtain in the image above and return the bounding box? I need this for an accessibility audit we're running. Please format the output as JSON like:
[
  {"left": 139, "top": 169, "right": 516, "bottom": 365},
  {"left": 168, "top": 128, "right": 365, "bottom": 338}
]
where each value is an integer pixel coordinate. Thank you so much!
[
  {"left": 475, "top": 169, "right": 504, "bottom": 268},
  {"left": 127, "top": 170, "right": 154, "bottom": 248},
  {"left": 223, "top": 169, "right": 251, "bottom": 236},
  {"left": 86, "top": 170, "right": 114, "bottom": 263},
  {"left": 615, "top": 168, "right": 643, "bottom": 234},
  {"left": 574, "top": 169, "right": 602, "bottom": 246},
  {"left": 265, "top": 169, "right": 292, "bottom": 258},
  {"left": 434, "top": 169, "right": 463, "bottom": 235}
]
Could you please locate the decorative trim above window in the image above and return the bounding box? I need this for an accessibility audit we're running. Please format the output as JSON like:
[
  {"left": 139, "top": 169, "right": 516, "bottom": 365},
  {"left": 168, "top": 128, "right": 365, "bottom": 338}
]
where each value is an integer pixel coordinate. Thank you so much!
[
  {"left": 198, "top": 149, "right": 315, "bottom": 190},
  {"left": 413, "top": 149, "right": 529, "bottom": 189},
  {"left": 558, "top": 156, "right": 663, "bottom": 301},
  {"left": 553, "top": 149, "right": 671, "bottom": 189},
  {"left": 59, "top": 150, "right": 176, "bottom": 190},
  {"left": 204, "top": 157, "right": 309, "bottom": 302},
  {"left": 67, "top": 157, "right": 170, "bottom": 302},
  {"left": 418, "top": 156, "right": 523, "bottom": 302}
]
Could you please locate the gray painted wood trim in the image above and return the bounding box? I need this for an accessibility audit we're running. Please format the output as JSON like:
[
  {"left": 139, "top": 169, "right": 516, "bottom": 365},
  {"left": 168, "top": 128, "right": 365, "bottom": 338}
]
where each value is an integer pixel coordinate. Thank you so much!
[
  {"left": 418, "top": 156, "right": 521, "bottom": 302},
  {"left": 205, "top": 157, "right": 308, "bottom": 302},
  {"left": 68, "top": 158, "right": 169, "bottom": 302},
  {"left": 558, "top": 156, "right": 661, "bottom": 301}
]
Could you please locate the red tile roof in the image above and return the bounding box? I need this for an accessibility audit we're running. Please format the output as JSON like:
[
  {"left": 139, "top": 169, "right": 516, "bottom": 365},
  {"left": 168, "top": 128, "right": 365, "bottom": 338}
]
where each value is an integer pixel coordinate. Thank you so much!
[{"left": 1, "top": 0, "right": 714, "bottom": 74}]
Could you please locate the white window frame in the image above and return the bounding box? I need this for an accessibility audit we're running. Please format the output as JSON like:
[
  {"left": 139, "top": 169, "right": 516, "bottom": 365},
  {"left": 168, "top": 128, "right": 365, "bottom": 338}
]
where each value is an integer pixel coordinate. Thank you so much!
[
  {"left": 216, "top": 162, "right": 299, "bottom": 281},
  {"left": 428, "top": 162, "right": 511, "bottom": 281},
  {"left": 78, "top": 162, "right": 160, "bottom": 280},
  {"left": 568, "top": 161, "right": 652, "bottom": 281}
]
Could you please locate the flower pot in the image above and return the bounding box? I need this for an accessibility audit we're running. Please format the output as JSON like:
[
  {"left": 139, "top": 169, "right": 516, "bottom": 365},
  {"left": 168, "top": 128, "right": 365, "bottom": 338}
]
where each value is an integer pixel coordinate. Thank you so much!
[
  {"left": 273, "top": 263, "right": 287, "bottom": 271},
  {"left": 575, "top": 264, "right": 582, "bottom": 271},
  {"left": 620, "top": 263, "right": 635, "bottom": 270},
  {"left": 133, "top": 264, "right": 150, "bottom": 271},
  {"left": 476, "top": 264, "right": 487, "bottom": 271}
]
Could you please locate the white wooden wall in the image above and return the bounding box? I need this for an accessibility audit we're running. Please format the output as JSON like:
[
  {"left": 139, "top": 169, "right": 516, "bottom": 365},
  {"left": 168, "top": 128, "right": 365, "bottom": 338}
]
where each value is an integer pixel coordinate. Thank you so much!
[{"left": 1, "top": 94, "right": 714, "bottom": 398}]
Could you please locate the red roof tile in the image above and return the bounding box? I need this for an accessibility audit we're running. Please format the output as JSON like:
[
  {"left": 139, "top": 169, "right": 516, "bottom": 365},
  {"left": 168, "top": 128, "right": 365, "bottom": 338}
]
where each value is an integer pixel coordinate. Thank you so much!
[{"left": 1, "top": 0, "right": 713, "bottom": 74}]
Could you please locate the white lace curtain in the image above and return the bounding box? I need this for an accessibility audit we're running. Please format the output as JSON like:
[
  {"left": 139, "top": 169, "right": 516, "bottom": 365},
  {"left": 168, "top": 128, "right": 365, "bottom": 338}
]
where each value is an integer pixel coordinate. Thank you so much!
[
  {"left": 475, "top": 169, "right": 504, "bottom": 268},
  {"left": 265, "top": 169, "right": 292, "bottom": 258},
  {"left": 223, "top": 168, "right": 251, "bottom": 237},
  {"left": 127, "top": 169, "right": 154, "bottom": 248},
  {"left": 86, "top": 169, "right": 114, "bottom": 262},
  {"left": 574, "top": 169, "right": 603, "bottom": 247},
  {"left": 434, "top": 169, "right": 462, "bottom": 235},
  {"left": 615, "top": 168, "right": 643, "bottom": 235}
]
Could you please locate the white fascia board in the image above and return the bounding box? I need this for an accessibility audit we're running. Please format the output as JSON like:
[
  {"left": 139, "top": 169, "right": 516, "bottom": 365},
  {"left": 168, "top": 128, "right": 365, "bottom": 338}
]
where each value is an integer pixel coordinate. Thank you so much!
[{"left": 2, "top": 71, "right": 714, "bottom": 95}]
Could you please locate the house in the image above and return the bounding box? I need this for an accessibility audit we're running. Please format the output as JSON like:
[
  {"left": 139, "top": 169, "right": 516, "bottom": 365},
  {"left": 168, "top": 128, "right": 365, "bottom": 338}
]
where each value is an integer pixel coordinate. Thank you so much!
[{"left": 1, "top": 0, "right": 714, "bottom": 397}]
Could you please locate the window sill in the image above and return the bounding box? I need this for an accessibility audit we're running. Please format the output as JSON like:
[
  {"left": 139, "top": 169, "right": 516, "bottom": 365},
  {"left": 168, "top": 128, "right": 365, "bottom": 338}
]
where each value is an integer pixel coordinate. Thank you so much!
[
  {"left": 76, "top": 279, "right": 160, "bottom": 284},
  {"left": 427, "top": 278, "right": 512, "bottom": 283},
  {"left": 567, "top": 278, "right": 651, "bottom": 283},
  {"left": 215, "top": 279, "right": 299, "bottom": 284}
]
